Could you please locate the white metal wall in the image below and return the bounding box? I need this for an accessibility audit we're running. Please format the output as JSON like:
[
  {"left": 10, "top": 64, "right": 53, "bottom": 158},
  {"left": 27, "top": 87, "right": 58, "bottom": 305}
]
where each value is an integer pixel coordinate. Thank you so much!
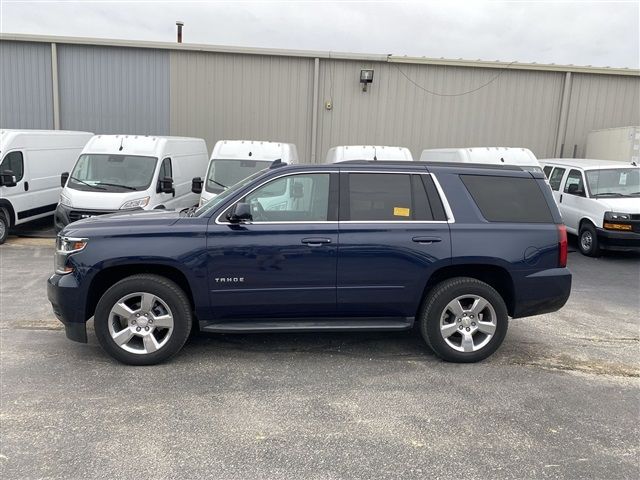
[
  {"left": 170, "top": 51, "right": 314, "bottom": 160},
  {"left": 0, "top": 41, "right": 54, "bottom": 129}
]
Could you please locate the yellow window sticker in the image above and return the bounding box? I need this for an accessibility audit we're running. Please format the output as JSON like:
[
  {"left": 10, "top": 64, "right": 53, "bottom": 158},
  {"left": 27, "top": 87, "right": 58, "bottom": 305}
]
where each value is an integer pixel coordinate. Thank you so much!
[{"left": 393, "top": 207, "right": 411, "bottom": 217}]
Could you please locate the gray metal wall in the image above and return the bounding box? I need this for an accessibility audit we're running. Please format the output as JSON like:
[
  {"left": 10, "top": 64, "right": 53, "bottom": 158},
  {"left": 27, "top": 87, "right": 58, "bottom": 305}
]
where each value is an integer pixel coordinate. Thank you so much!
[
  {"left": 563, "top": 73, "right": 640, "bottom": 158},
  {"left": 57, "top": 44, "right": 170, "bottom": 135},
  {"left": 0, "top": 41, "right": 53, "bottom": 129},
  {"left": 316, "top": 60, "right": 565, "bottom": 161},
  {"left": 1, "top": 37, "right": 639, "bottom": 162},
  {"left": 170, "top": 51, "right": 314, "bottom": 159}
]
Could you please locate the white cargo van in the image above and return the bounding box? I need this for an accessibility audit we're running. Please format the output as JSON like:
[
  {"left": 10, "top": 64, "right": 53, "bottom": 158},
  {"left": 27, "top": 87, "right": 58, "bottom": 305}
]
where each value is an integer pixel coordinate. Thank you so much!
[
  {"left": 0, "top": 129, "right": 93, "bottom": 244},
  {"left": 540, "top": 158, "right": 640, "bottom": 256},
  {"left": 55, "top": 135, "right": 208, "bottom": 231},
  {"left": 326, "top": 145, "right": 413, "bottom": 163},
  {"left": 193, "top": 140, "right": 298, "bottom": 207},
  {"left": 420, "top": 147, "right": 542, "bottom": 173}
]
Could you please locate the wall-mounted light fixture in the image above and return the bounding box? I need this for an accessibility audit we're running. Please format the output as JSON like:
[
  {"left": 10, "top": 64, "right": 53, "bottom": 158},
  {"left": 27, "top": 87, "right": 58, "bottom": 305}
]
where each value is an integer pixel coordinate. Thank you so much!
[{"left": 360, "top": 69, "right": 374, "bottom": 92}]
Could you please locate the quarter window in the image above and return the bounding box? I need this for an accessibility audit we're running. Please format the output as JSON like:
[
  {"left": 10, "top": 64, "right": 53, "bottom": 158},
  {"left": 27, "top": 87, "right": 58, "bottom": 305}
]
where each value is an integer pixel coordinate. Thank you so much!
[
  {"left": 563, "top": 169, "right": 586, "bottom": 197},
  {"left": 543, "top": 166, "right": 553, "bottom": 178},
  {"left": 240, "top": 173, "right": 330, "bottom": 222},
  {"left": 548, "top": 167, "right": 566, "bottom": 191},
  {"left": 0, "top": 151, "right": 24, "bottom": 182}
]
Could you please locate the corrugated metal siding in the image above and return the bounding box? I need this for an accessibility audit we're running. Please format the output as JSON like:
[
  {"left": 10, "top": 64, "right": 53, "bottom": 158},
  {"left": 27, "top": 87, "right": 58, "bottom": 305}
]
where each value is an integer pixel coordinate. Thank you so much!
[
  {"left": 317, "top": 60, "right": 565, "bottom": 161},
  {"left": 170, "top": 51, "right": 314, "bottom": 160},
  {"left": 0, "top": 41, "right": 53, "bottom": 129},
  {"left": 57, "top": 44, "right": 169, "bottom": 135},
  {"left": 562, "top": 73, "right": 640, "bottom": 158}
]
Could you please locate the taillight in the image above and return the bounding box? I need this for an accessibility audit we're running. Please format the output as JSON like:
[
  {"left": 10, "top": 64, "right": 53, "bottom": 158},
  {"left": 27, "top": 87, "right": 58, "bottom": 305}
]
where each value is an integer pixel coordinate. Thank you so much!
[{"left": 558, "top": 224, "right": 568, "bottom": 267}]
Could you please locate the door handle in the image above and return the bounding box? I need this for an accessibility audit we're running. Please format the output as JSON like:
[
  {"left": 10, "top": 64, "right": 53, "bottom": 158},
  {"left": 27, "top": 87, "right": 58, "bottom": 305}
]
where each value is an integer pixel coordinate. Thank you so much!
[
  {"left": 412, "top": 236, "right": 442, "bottom": 244},
  {"left": 559, "top": 194, "right": 563, "bottom": 203},
  {"left": 301, "top": 237, "right": 332, "bottom": 247}
]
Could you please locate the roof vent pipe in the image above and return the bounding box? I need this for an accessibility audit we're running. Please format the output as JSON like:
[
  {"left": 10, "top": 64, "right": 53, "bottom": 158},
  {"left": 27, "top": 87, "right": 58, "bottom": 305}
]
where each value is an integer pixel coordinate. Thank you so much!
[{"left": 176, "top": 21, "right": 184, "bottom": 43}]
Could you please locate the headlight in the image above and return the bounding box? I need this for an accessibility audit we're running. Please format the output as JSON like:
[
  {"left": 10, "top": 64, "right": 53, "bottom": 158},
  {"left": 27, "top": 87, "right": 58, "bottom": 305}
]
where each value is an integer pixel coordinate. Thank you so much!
[
  {"left": 120, "top": 197, "right": 150, "bottom": 210},
  {"left": 59, "top": 193, "right": 72, "bottom": 207},
  {"left": 604, "top": 212, "right": 631, "bottom": 221},
  {"left": 54, "top": 236, "right": 88, "bottom": 274}
]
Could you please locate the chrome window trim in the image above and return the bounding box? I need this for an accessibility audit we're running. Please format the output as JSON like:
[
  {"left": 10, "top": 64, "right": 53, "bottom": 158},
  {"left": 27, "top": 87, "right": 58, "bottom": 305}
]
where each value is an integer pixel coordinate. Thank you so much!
[{"left": 214, "top": 168, "right": 455, "bottom": 225}]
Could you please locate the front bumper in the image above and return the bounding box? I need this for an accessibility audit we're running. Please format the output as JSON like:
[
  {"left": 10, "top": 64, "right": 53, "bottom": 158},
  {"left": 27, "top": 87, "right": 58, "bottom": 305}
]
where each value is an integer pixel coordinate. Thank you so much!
[
  {"left": 596, "top": 228, "right": 640, "bottom": 251},
  {"left": 47, "top": 273, "right": 88, "bottom": 343},
  {"left": 512, "top": 267, "right": 572, "bottom": 318}
]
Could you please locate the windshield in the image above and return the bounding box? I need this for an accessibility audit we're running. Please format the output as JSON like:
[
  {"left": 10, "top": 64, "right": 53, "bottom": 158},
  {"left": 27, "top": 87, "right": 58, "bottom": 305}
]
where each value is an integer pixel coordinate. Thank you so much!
[
  {"left": 586, "top": 168, "right": 640, "bottom": 197},
  {"left": 194, "top": 168, "right": 268, "bottom": 216},
  {"left": 205, "top": 159, "right": 273, "bottom": 194},
  {"left": 68, "top": 154, "right": 158, "bottom": 192}
]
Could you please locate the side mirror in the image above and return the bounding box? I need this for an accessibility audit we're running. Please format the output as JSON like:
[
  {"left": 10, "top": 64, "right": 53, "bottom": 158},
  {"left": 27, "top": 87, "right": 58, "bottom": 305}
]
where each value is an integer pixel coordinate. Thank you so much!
[
  {"left": 0, "top": 170, "right": 17, "bottom": 188},
  {"left": 567, "top": 183, "right": 582, "bottom": 195},
  {"left": 158, "top": 176, "right": 174, "bottom": 194},
  {"left": 191, "top": 177, "right": 203, "bottom": 194},
  {"left": 226, "top": 202, "right": 252, "bottom": 223},
  {"left": 60, "top": 172, "right": 69, "bottom": 187}
]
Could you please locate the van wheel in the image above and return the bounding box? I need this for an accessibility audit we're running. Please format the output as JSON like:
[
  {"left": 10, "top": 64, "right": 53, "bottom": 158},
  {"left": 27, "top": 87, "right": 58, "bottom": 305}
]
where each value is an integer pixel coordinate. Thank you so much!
[
  {"left": 578, "top": 223, "right": 600, "bottom": 257},
  {"left": 419, "top": 277, "right": 508, "bottom": 363},
  {"left": 0, "top": 211, "right": 9, "bottom": 244},
  {"left": 94, "top": 274, "right": 192, "bottom": 365}
]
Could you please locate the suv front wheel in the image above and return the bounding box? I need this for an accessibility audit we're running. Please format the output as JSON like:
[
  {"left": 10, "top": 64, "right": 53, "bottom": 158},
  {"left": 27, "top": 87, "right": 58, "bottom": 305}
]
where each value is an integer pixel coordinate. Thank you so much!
[
  {"left": 94, "top": 274, "right": 192, "bottom": 365},
  {"left": 419, "top": 277, "right": 508, "bottom": 362}
]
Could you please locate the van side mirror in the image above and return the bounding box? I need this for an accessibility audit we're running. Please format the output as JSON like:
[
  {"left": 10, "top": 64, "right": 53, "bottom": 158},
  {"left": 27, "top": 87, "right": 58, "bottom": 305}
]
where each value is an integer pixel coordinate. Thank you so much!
[
  {"left": 60, "top": 172, "right": 69, "bottom": 187},
  {"left": 191, "top": 177, "right": 203, "bottom": 194},
  {"left": 567, "top": 183, "right": 583, "bottom": 196},
  {"left": 158, "top": 176, "right": 174, "bottom": 194},
  {"left": 226, "top": 202, "right": 252, "bottom": 223},
  {"left": 0, "top": 170, "right": 17, "bottom": 188}
]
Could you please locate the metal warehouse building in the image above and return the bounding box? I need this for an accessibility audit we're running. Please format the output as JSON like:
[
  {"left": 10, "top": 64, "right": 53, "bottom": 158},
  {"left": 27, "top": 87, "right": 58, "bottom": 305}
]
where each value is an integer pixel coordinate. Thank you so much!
[{"left": 1, "top": 33, "right": 639, "bottom": 162}]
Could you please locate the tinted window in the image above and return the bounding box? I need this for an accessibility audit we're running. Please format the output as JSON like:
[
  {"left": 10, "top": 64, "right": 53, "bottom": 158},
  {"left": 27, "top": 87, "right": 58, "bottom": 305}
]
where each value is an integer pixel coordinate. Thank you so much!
[
  {"left": 346, "top": 173, "right": 440, "bottom": 221},
  {"left": 242, "top": 173, "right": 330, "bottom": 222},
  {"left": 543, "top": 166, "right": 553, "bottom": 178},
  {"left": 461, "top": 174, "right": 554, "bottom": 223},
  {"left": 0, "top": 151, "right": 24, "bottom": 182},
  {"left": 563, "top": 169, "right": 586, "bottom": 196},
  {"left": 159, "top": 158, "right": 172, "bottom": 179},
  {"left": 548, "top": 167, "right": 566, "bottom": 191}
]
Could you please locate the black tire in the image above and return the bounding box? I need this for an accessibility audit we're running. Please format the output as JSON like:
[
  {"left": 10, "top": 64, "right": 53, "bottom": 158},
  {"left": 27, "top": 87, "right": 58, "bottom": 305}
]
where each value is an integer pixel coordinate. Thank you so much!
[
  {"left": 419, "top": 277, "right": 508, "bottom": 363},
  {"left": 94, "top": 274, "right": 192, "bottom": 365},
  {"left": 0, "top": 211, "right": 8, "bottom": 244},
  {"left": 578, "top": 223, "right": 600, "bottom": 257}
]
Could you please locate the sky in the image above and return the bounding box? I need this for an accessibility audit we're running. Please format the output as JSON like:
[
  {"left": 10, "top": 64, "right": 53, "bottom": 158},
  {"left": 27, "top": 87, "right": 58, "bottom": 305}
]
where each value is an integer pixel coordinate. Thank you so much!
[{"left": 1, "top": 0, "right": 639, "bottom": 68}]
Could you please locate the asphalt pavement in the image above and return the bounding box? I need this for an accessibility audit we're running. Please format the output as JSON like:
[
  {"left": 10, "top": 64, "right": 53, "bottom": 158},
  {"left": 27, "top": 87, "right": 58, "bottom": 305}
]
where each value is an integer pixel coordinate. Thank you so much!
[{"left": 0, "top": 234, "right": 638, "bottom": 479}]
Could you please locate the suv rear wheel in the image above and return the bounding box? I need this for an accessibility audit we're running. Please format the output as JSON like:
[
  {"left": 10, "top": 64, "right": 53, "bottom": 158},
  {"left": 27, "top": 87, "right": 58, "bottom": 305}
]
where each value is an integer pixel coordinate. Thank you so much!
[
  {"left": 94, "top": 274, "right": 192, "bottom": 365},
  {"left": 578, "top": 223, "right": 600, "bottom": 257},
  {"left": 419, "top": 277, "right": 508, "bottom": 362}
]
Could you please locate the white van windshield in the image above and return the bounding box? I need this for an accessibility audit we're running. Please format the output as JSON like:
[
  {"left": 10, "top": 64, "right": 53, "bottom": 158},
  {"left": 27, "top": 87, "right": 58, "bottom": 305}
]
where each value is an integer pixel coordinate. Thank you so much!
[
  {"left": 68, "top": 154, "right": 158, "bottom": 192},
  {"left": 195, "top": 168, "right": 267, "bottom": 216},
  {"left": 205, "top": 159, "right": 273, "bottom": 194},
  {"left": 586, "top": 168, "right": 640, "bottom": 197}
]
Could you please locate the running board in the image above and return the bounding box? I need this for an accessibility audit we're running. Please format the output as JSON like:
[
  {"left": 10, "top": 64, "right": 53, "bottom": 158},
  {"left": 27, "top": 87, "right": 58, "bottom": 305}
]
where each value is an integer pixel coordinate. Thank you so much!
[{"left": 200, "top": 317, "right": 414, "bottom": 333}]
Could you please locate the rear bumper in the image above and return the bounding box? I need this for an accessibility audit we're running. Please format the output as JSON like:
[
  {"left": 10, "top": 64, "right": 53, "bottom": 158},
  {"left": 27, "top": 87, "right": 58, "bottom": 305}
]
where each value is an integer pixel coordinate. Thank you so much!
[
  {"left": 47, "top": 273, "right": 88, "bottom": 343},
  {"left": 596, "top": 228, "right": 640, "bottom": 251},
  {"left": 512, "top": 267, "right": 572, "bottom": 318}
]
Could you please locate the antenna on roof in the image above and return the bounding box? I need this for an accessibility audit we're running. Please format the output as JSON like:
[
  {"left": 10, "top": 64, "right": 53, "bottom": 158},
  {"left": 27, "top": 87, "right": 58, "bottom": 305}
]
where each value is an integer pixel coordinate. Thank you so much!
[{"left": 269, "top": 159, "right": 286, "bottom": 169}]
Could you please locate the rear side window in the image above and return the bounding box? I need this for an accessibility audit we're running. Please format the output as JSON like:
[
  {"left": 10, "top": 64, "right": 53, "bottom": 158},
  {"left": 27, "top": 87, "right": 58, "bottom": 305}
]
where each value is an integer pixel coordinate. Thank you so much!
[
  {"left": 548, "top": 167, "right": 565, "bottom": 191},
  {"left": 0, "top": 151, "right": 24, "bottom": 182},
  {"left": 543, "top": 166, "right": 553, "bottom": 178},
  {"left": 344, "top": 173, "right": 446, "bottom": 221},
  {"left": 461, "top": 174, "right": 554, "bottom": 223}
]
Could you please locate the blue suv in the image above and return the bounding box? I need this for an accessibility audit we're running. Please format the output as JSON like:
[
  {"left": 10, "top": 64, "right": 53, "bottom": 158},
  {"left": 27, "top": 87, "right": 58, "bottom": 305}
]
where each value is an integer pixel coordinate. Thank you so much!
[{"left": 48, "top": 161, "right": 571, "bottom": 365}]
